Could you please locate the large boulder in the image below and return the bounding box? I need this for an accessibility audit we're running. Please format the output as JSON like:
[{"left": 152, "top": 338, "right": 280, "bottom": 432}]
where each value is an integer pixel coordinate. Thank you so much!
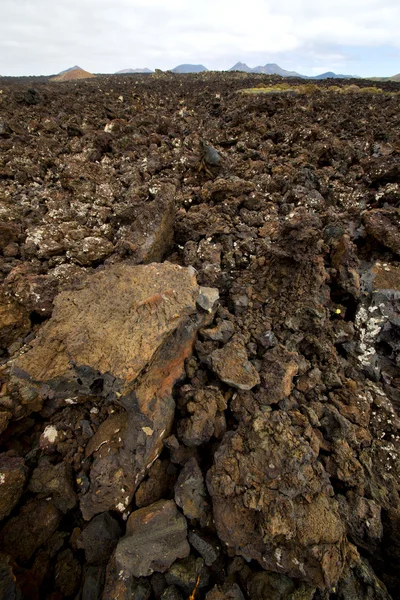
[{"left": 207, "top": 410, "right": 349, "bottom": 589}]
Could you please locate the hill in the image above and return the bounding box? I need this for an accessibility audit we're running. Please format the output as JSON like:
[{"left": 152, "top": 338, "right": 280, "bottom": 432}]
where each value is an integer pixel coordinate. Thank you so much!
[
  {"left": 116, "top": 68, "right": 153, "bottom": 74},
  {"left": 51, "top": 66, "right": 95, "bottom": 81},
  {"left": 170, "top": 64, "right": 208, "bottom": 73}
]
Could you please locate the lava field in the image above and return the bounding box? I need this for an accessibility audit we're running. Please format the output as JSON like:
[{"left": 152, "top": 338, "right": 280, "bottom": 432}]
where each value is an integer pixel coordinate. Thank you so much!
[{"left": 0, "top": 72, "right": 400, "bottom": 600}]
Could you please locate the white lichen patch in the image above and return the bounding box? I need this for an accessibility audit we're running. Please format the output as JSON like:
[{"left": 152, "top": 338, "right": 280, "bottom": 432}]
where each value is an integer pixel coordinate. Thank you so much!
[
  {"left": 42, "top": 425, "right": 58, "bottom": 443},
  {"left": 0, "top": 473, "right": 5, "bottom": 484}
]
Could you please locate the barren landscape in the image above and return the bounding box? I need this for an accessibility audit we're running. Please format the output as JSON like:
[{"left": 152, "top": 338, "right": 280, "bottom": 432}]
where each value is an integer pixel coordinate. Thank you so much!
[{"left": 0, "top": 71, "right": 399, "bottom": 600}]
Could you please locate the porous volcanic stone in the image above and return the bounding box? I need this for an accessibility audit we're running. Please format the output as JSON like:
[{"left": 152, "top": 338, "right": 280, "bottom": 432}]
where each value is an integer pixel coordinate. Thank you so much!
[
  {"left": 207, "top": 410, "right": 349, "bottom": 589},
  {"left": 210, "top": 338, "right": 260, "bottom": 390},
  {"left": 113, "top": 500, "right": 189, "bottom": 578},
  {"left": 13, "top": 262, "right": 199, "bottom": 392}
]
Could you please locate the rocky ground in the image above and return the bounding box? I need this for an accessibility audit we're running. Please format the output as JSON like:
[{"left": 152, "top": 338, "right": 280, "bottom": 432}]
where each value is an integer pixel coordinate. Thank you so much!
[{"left": 0, "top": 71, "right": 399, "bottom": 600}]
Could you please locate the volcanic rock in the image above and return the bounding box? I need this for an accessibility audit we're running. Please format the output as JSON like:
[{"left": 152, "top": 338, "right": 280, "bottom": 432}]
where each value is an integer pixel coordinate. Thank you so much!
[
  {"left": 210, "top": 337, "right": 260, "bottom": 390},
  {"left": 363, "top": 208, "right": 400, "bottom": 255},
  {"left": 177, "top": 386, "right": 226, "bottom": 447},
  {"left": 28, "top": 459, "right": 76, "bottom": 512},
  {"left": 207, "top": 410, "right": 348, "bottom": 588},
  {"left": 77, "top": 512, "right": 122, "bottom": 565},
  {"left": 0, "top": 293, "right": 30, "bottom": 353},
  {"left": 174, "top": 457, "right": 209, "bottom": 523},
  {"left": 259, "top": 345, "right": 299, "bottom": 404},
  {"left": 112, "top": 500, "right": 190, "bottom": 578},
  {"left": 0, "top": 454, "right": 26, "bottom": 521},
  {"left": 1, "top": 498, "right": 62, "bottom": 562}
]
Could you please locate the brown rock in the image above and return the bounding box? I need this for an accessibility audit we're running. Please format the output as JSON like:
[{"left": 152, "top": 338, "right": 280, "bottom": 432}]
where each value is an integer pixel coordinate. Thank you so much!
[
  {"left": 135, "top": 459, "right": 177, "bottom": 508},
  {"left": 55, "top": 549, "right": 82, "bottom": 597},
  {"left": 1, "top": 498, "right": 62, "bottom": 562},
  {"left": 0, "top": 454, "right": 26, "bottom": 521},
  {"left": 363, "top": 208, "right": 400, "bottom": 255},
  {"left": 4, "top": 264, "right": 59, "bottom": 317},
  {"left": 115, "top": 183, "right": 175, "bottom": 263},
  {"left": 260, "top": 345, "right": 299, "bottom": 404},
  {"left": 207, "top": 410, "right": 348, "bottom": 588},
  {"left": 0, "top": 222, "right": 21, "bottom": 251},
  {"left": 174, "top": 457, "right": 209, "bottom": 523},
  {"left": 331, "top": 234, "right": 360, "bottom": 298},
  {"left": 13, "top": 262, "right": 199, "bottom": 392},
  {"left": 28, "top": 459, "right": 77, "bottom": 513},
  {"left": 210, "top": 338, "right": 260, "bottom": 391},
  {"left": 67, "top": 236, "right": 114, "bottom": 265},
  {"left": 77, "top": 512, "right": 121, "bottom": 565},
  {"left": 177, "top": 386, "right": 227, "bottom": 447},
  {"left": 0, "top": 293, "right": 30, "bottom": 352},
  {"left": 113, "top": 500, "right": 189, "bottom": 578}
]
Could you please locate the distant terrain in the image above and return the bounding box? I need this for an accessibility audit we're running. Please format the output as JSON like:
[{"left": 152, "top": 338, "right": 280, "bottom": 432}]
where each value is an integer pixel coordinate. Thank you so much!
[
  {"left": 170, "top": 64, "right": 208, "bottom": 73},
  {"left": 116, "top": 68, "right": 153, "bottom": 74}
]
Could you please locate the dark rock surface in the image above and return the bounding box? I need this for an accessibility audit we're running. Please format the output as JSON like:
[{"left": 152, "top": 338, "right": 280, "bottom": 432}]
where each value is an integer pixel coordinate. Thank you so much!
[
  {"left": 0, "top": 72, "right": 399, "bottom": 599},
  {"left": 112, "top": 500, "right": 190, "bottom": 578}
]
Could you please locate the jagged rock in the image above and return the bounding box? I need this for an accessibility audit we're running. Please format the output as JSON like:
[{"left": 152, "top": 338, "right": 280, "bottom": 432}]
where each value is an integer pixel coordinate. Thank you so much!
[
  {"left": 0, "top": 498, "right": 62, "bottom": 562},
  {"left": 28, "top": 459, "right": 77, "bottom": 512},
  {"left": 196, "top": 286, "right": 220, "bottom": 313},
  {"left": 81, "top": 565, "right": 106, "bottom": 600},
  {"left": 12, "top": 262, "right": 199, "bottom": 393},
  {"left": 165, "top": 555, "right": 208, "bottom": 593},
  {"left": 188, "top": 531, "right": 220, "bottom": 566},
  {"left": 174, "top": 457, "right": 209, "bottom": 523},
  {"left": 0, "top": 454, "right": 26, "bottom": 521},
  {"left": 363, "top": 208, "right": 400, "bottom": 255},
  {"left": 161, "top": 586, "right": 184, "bottom": 600},
  {"left": 115, "top": 183, "right": 175, "bottom": 263},
  {"left": 113, "top": 500, "right": 189, "bottom": 578},
  {"left": 207, "top": 410, "right": 348, "bottom": 588},
  {"left": 337, "top": 492, "right": 382, "bottom": 552},
  {"left": 55, "top": 549, "right": 82, "bottom": 597},
  {"left": 0, "top": 293, "right": 30, "bottom": 352},
  {"left": 200, "top": 319, "right": 234, "bottom": 343},
  {"left": 177, "top": 386, "right": 227, "bottom": 447},
  {"left": 135, "top": 459, "right": 177, "bottom": 508},
  {"left": 210, "top": 338, "right": 260, "bottom": 390},
  {"left": 246, "top": 571, "right": 316, "bottom": 600},
  {"left": 77, "top": 512, "right": 122, "bottom": 565},
  {"left": 259, "top": 345, "right": 299, "bottom": 404},
  {"left": 331, "top": 234, "right": 360, "bottom": 298},
  {"left": 205, "top": 583, "right": 246, "bottom": 600}
]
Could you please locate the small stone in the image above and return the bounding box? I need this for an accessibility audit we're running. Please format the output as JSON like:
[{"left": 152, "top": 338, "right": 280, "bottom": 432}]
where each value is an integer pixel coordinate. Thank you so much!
[
  {"left": 77, "top": 512, "right": 122, "bottom": 565},
  {"left": 210, "top": 338, "right": 260, "bottom": 391},
  {"left": 196, "top": 286, "right": 219, "bottom": 313},
  {"left": 174, "top": 457, "right": 209, "bottom": 523},
  {"left": 29, "top": 459, "right": 77, "bottom": 513},
  {"left": 161, "top": 586, "right": 184, "bottom": 600},
  {"left": 260, "top": 344, "right": 299, "bottom": 403},
  {"left": 200, "top": 320, "right": 234, "bottom": 343},
  {"left": 165, "top": 555, "right": 209, "bottom": 594},
  {"left": 114, "top": 500, "right": 189, "bottom": 578},
  {"left": 188, "top": 531, "right": 220, "bottom": 566}
]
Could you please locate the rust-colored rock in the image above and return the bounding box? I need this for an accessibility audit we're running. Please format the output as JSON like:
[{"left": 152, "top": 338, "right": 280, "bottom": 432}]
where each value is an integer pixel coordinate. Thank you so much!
[
  {"left": 0, "top": 293, "right": 30, "bottom": 352},
  {"left": 210, "top": 338, "right": 260, "bottom": 390},
  {"left": 13, "top": 262, "right": 199, "bottom": 391},
  {"left": 259, "top": 345, "right": 299, "bottom": 404}
]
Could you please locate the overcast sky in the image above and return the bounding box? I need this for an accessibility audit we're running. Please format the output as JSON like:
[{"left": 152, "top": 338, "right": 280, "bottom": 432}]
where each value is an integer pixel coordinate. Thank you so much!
[{"left": 1, "top": 0, "right": 399, "bottom": 77}]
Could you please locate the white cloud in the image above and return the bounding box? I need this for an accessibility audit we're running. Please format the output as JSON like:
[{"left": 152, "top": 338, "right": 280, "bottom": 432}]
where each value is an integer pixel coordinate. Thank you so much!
[{"left": 0, "top": 0, "right": 399, "bottom": 75}]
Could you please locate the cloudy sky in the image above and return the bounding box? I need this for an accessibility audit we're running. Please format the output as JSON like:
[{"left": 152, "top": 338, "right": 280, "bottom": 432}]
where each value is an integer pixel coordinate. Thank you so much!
[{"left": 1, "top": 0, "right": 399, "bottom": 77}]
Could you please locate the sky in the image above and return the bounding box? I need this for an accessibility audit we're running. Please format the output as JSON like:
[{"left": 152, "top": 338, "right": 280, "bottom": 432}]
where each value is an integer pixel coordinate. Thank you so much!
[{"left": 1, "top": 0, "right": 399, "bottom": 77}]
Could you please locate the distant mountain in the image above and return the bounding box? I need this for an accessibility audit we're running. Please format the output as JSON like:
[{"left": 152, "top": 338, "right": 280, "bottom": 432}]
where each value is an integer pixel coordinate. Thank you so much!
[
  {"left": 227, "top": 61, "right": 358, "bottom": 79},
  {"left": 51, "top": 66, "right": 95, "bottom": 81},
  {"left": 229, "top": 62, "right": 253, "bottom": 73},
  {"left": 368, "top": 73, "right": 400, "bottom": 82},
  {"left": 312, "top": 71, "right": 356, "bottom": 80},
  {"left": 228, "top": 61, "right": 302, "bottom": 77},
  {"left": 253, "top": 63, "right": 302, "bottom": 77},
  {"left": 170, "top": 64, "right": 208, "bottom": 73},
  {"left": 116, "top": 68, "right": 153, "bottom": 74}
]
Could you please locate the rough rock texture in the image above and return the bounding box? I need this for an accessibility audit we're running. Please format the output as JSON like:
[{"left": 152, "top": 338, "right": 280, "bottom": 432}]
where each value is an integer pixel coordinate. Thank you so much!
[
  {"left": 113, "top": 500, "right": 190, "bottom": 578},
  {"left": 210, "top": 337, "right": 260, "bottom": 390},
  {"left": 207, "top": 410, "right": 349, "bottom": 588},
  {"left": 174, "top": 457, "right": 209, "bottom": 523},
  {"left": 13, "top": 262, "right": 199, "bottom": 390}
]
